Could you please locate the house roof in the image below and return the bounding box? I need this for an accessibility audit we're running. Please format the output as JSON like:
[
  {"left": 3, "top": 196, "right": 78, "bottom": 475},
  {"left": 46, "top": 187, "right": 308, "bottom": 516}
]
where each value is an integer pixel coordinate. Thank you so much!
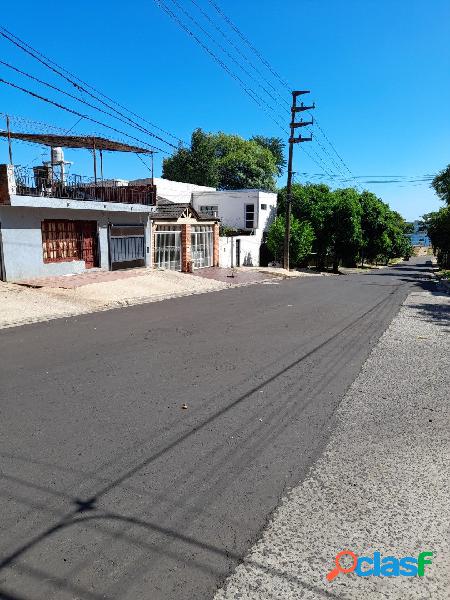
[
  {"left": 152, "top": 200, "right": 218, "bottom": 221},
  {"left": 0, "top": 131, "right": 153, "bottom": 153}
]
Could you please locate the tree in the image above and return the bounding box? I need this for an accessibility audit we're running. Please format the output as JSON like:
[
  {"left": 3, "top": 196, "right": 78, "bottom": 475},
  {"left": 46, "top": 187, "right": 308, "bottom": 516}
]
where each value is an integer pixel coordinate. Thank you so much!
[
  {"left": 431, "top": 165, "right": 450, "bottom": 205},
  {"left": 162, "top": 129, "right": 279, "bottom": 190},
  {"left": 329, "top": 188, "right": 363, "bottom": 272},
  {"left": 424, "top": 208, "right": 450, "bottom": 267},
  {"left": 250, "top": 136, "right": 286, "bottom": 176},
  {"left": 267, "top": 215, "right": 315, "bottom": 266},
  {"left": 359, "top": 192, "right": 390, "bottom": 265},
  {"left": 278, "top": 183, "right": 334, "bottom": 269},
  {"left": 277, "top": 183, "right": 411, "bottom": 271}
]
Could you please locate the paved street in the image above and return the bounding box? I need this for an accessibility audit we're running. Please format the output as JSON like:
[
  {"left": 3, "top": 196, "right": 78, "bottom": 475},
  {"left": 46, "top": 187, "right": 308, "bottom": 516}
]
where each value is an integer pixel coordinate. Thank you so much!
[{"left": 0, "top": 258, "right": 441, "bottom": 600}]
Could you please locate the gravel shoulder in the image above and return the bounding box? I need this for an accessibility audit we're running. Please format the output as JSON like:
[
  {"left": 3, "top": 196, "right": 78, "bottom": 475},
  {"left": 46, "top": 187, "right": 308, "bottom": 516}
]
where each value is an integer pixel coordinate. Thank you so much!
[
  {"left": 214, "top": 289, "right": 450, "bottom": 600},
  {"left": 0, "top": 271, "right": 229, "bottom": 329}
]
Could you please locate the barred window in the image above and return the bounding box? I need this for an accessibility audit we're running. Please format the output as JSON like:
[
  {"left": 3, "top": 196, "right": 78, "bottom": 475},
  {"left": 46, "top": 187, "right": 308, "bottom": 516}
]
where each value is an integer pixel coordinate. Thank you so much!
[{"left": 41, "top": 220, "right": 81, "bottom": 263}]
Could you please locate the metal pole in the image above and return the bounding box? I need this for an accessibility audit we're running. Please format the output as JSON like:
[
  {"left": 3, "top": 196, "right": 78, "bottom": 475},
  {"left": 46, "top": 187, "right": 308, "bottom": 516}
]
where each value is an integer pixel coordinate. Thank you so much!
[
  {"left": 99, "top": 148, "right": 104, "bottom": 200},
  {"left": 6, "top": 116, "right": 13, "bottom": 165},
  {"left": 283, "top": 93, "right": 296, "bottom": 271},
  {"left": 93, "top": 139, "right": 97, "bottom": 187},
  {"left": 151, "top": 152, "right": 154, "bottom": 184}
]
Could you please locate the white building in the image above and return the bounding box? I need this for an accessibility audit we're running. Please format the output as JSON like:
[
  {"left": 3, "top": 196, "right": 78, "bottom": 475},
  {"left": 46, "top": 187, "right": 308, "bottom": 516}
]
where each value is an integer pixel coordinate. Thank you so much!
[
  {"left": 129, "top": 177, "right": 215, "bottom": 204},
  {"left": 127, "top": 178, "right": 278, "bottom": 268},
  {"left": 192, "top": 189, "right": 277, "bottom": 267}
]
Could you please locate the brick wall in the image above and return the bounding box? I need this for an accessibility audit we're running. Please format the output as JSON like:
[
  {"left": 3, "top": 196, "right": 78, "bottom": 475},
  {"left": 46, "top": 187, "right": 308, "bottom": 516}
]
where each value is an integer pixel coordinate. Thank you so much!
[
  {"left": 0, "top": 164, "right": 15, "bottom": 205},
  {"left": 213, "top": 222, "right": 219, "bottom": 267},
  {"left": 181, "top": 223, "right": 192, "bottom": 272}
]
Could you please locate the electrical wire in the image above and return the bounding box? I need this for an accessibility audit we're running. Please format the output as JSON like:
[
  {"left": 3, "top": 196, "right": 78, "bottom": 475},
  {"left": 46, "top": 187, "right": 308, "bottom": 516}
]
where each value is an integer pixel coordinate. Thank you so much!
[
  {"left": 0, "top": 76, "right": 169, "bottom": 153},
  {"left": 0, "top": 26, "right": 184, "bottom": 147},
  {"left": 206, "top": 0, "right": 291, "bottom": 90},
  {"left": 154, "top": 0, "right": 289, "bottom": 134},
  {"left": 188, "top": 0, "right": 291, "bottom": 110},
  {"left": 0, "top": 59, "right": 178, "bottom": 150}
]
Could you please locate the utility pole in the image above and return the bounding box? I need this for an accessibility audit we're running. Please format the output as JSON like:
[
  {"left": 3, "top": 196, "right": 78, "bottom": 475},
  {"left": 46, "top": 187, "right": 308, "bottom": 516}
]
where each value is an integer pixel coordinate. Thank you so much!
[{"left": 283, "top": 91, "right": 314, "bottom": 270}]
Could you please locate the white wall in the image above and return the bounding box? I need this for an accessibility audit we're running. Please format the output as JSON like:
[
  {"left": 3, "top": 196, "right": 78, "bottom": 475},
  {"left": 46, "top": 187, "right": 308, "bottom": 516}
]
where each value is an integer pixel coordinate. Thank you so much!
[
  {"left": 219, "top": 235, "right": 262, "bottom": 268},
  {"left": 192, "top": 190, "right": 277, "bottom": 233},
  {"left": 129, "top": 177, "right": 215, "bottom": 203},
  {"left": 0, "top": 206, "right": 151, "bottom": 281}
]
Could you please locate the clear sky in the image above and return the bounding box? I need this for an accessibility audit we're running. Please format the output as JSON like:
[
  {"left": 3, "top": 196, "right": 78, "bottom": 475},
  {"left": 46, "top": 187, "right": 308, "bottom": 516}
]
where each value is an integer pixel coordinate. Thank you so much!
[{"left": 1, "top": 0, "right": 449, "bottom": 220}]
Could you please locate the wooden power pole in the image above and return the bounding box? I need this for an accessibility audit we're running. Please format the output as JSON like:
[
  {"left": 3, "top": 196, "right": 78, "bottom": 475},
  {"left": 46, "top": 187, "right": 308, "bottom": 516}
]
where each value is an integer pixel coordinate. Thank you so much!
[{"left": 283, "top": 91, "right": 314, "bottom": 270}]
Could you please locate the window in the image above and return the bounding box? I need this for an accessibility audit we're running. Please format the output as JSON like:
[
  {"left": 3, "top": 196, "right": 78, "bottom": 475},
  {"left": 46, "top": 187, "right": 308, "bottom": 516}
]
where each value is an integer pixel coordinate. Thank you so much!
[
  {"left": 245, "top": 204, "right": 255, "bottom": 228},
  {"left": 261, "top": 204, "right": 267, "bottom": 210},
  {"left": 41, "top": 220, "right": 98, "bottom": 267},
  {"left": 191, "top": 225, "right": 213, "bottom": 268},
  {"left": 154, "top": 225, "right": 182, "bottom": 271},
  {"left": 199, "top": 205, "right": 219, "bottom": 216}
]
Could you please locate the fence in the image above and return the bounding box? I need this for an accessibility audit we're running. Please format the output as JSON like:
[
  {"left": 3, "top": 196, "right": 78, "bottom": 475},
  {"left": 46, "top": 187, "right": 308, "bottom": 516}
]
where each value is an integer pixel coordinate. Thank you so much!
[{"left": 14, "top": 167, "right": 156, "bottom": 206}]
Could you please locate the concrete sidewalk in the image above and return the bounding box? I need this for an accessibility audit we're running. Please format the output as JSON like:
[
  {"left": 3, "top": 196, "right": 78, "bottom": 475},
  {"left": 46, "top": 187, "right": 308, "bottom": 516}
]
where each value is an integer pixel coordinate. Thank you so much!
[
  {"left": 215, "top": 289, "right": 450, "bottom": 600},
  {"left": 0, "top": 270, "right": 229, "bottom": 329},
  {"left": 0, "top": 267, "right": 290, "bottom": 329}
]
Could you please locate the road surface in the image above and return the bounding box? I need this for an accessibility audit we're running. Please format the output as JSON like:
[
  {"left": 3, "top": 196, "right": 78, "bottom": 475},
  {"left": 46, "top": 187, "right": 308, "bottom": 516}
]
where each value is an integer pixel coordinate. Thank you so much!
[{"left": 0, "top": 258, "right": 433, "bottom": 600}]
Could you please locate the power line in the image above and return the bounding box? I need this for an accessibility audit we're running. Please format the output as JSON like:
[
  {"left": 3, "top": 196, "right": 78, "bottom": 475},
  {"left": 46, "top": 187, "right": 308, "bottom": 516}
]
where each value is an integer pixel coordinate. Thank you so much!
[
  {"left": 0, "top": 76, "right": 169, "bottom": 153},
  {"left": 206, "top": 0, "right": 291, "bottom": 90},
  {"left": 154, "top": 1, "right": 349, "bottom": 183},
  {"left": 202, "top": 2, "right": 363, "bottom": 187},
  {"left": 188, "top": 0, "right": 291, "bottom": 110},
  {"left": 0, "top": 59, "right": 179, "bottom": 150},
  {"left": 167, "top": 0, "right": 286, "bottom": 117},
  {"left": 153, "top": 0, "right": 289, "bottom": 134},
  {"left": 0, "top": 26, "right": 184, "bottom": 146}
]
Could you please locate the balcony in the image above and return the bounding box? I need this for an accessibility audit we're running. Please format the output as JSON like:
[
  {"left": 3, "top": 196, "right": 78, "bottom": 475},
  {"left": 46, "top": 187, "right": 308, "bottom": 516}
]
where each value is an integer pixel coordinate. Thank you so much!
[{"left": 14, "top": 167, "right": 156, "bottom": 206}]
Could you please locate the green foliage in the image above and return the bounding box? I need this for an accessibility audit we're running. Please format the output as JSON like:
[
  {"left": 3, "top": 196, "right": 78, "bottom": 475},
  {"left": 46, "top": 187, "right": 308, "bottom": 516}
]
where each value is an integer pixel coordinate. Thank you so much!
[
  {"left": 277, "top": 183, "right": 412, "bottom": 270},
  {"left": 267, "top": 215, "right": 315, "bottom": 266},
  {"left": 278, "top": 183, "right": 334, "bottom": 268},
  {"left": 423, "top": 207, "right": 450, "bottom": 268},
  {"left": 431, "top": 164, "right": 450, "bottom": 205},
  {"left": 162, "top": 129, "right": 279, "bottom": 190},
  {"left": 250, "top": 135, "right": 286, "bottom": 176}
]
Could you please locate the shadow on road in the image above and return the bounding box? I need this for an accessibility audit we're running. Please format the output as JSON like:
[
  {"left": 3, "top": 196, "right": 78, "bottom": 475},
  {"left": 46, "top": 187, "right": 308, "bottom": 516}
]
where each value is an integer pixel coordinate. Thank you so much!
[{"left": 0, "top": 258, "right": 437, "bottom": 600}]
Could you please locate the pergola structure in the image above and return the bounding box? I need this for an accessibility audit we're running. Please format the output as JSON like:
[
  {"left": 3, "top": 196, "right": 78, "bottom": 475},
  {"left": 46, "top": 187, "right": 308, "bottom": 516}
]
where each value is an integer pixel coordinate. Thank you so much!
[
  {"left": 0, "top": 129, "right": 154, "bottom": 185},
  {"left": 0, "top": 127, "right": 157, "bottom": 205}
]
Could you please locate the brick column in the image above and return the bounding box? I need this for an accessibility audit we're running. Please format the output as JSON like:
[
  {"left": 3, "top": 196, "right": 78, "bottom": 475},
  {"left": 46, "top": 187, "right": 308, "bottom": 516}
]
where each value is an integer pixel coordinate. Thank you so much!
[
  {"left": 213, "top": 222, "right": 219, "bottom": 267},
  {"left": 0, "top": 164, "right": 15, "bottom": 205},
  {"left": 181, "top": 223, "right": 192, "bottom": 272}
]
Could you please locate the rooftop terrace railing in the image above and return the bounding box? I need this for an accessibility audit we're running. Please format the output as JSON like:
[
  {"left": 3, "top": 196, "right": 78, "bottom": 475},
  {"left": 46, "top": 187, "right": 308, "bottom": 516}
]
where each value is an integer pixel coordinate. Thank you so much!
[{"left": 13, "top": 167, "right": 156, "bottom": 205}]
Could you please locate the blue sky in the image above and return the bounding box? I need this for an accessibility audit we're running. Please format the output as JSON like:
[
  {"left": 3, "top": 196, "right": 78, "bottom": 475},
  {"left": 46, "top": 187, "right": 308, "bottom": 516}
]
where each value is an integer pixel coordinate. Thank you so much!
[{"left": 1, "top": 0, "right": 449, "bottom": 220}]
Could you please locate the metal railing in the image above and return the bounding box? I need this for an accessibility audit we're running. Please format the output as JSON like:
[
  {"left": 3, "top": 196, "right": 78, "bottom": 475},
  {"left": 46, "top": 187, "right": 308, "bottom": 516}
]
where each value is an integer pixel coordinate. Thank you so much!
[{"left": 13, "top": 167, "right": 156, "bottom": 205}]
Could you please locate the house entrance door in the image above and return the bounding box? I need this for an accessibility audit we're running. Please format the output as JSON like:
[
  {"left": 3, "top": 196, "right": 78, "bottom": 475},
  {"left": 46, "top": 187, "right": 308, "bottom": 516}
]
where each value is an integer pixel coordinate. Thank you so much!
[{"left": 80, "top": 221, "right": 99, "bottom": 268}]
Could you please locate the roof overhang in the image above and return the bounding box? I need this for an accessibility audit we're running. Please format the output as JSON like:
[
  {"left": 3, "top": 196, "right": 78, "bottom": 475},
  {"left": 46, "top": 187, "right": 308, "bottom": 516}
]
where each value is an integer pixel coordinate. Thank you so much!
[{"left": 0, "top": 131, "right": 153, "bottom": 153}]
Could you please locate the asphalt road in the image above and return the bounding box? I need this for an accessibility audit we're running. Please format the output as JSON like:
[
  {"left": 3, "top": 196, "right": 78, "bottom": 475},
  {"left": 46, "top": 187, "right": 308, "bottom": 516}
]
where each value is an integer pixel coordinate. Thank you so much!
[{"left": 0, "top": 258, "right": 433, "bottom": 600}]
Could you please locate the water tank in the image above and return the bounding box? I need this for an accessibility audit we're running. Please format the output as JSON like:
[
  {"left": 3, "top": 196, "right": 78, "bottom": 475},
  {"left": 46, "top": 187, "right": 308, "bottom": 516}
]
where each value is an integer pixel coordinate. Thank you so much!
[{"left": 51, "top": 147, "right": 64, "bottom": 164}]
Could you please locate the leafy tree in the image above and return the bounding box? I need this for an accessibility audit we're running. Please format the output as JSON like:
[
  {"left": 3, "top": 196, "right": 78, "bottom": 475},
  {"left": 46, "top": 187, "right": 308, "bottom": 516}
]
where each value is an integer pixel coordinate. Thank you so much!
[
  {"left": 329, "top": 188, "right": 363, "bottom": 272},
  {"left": 388, "top": 212, "right": 412, "bottom": 260},
  {"left": 424, "top": 208, "right": 450, "bottom": 267},
  {"left": 162, "top": 129, "right": 279, "bottom": 190},
  {"left": 250, "top": 136, "right": 286, "bottom": 176},
  {"left": 277, "top": 183, "right": 411, "bottom": 271},
  {"left": 278, "top": 183, "right": 334, "bottom": 269},
  {"left": 431, "top": 164, "right": 450, "bottom": 205},
  {"left": 267, "top": 215, "right": 315, "bottom": 266},
  {"left": 359, "top": 192, "right": 392, "bottom": 265}
]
